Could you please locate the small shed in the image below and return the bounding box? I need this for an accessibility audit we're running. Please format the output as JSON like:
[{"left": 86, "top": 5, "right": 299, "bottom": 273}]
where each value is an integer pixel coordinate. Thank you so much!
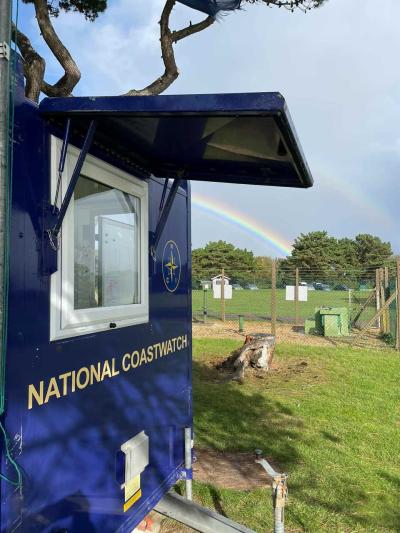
[
  {"left": 211, "top": 274, "right": 231, "bottom": 287},
  {"left": 212, "top": 275, "right": 233, "bottom": 299}
]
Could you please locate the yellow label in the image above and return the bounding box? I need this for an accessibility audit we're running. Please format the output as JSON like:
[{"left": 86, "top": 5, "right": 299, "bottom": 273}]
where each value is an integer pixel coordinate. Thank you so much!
[
  {"left": 123, "top": 489, "right": 142, "bottom": 513},
  {"left": 125, "top": 475, "right": 140, "bottom": 502}
]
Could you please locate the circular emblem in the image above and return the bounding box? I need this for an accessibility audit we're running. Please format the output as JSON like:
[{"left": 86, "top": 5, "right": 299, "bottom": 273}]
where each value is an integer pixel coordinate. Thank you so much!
[{"left": 162, "top": 240, "right": 181, "bottom": 293}]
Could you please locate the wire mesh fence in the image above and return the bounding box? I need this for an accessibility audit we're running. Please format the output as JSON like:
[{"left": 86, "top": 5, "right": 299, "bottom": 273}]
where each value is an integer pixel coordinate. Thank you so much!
[{"left": 192, "top": 263, "right": 400, "bottom": 349}]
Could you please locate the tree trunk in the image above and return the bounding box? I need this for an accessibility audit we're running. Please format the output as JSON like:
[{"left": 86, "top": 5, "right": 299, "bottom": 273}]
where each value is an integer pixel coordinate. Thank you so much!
[{"left": 217, "top": 334, "right": 275, "bottom": 383}]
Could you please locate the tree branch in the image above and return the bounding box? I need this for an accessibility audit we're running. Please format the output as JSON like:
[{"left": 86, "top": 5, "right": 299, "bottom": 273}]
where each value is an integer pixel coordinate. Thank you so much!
[
  {"left": 12, "top": 23, "right": 46, "bottom": 103},
  {"left": 124, "top": 0, "right": 214, "bottom": 97},
  {"left": 33, "top": 0, "right": 81, "bottom": 97},
  {"left": 172, "top": 15, "right": 214, "bottom": 43}
]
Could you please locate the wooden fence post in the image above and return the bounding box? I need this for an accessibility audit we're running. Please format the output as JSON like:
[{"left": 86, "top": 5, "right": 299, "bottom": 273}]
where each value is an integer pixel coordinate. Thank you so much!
[
  {"left": 271, "top": 259, "right": 277, "bottom": 336},
  {"left": 221, "top": 268, "right": 225, "bottom": 322},
  {"left": 384, "top": 266, "right": 390, "bottom": 334},
  {"left": 384, "top": 266, "right": 389, "bottom": 289},
  {"left": 295, "top": 267, "right": 299, "bottom": 326},
  {"left": 379, "top": 268, "right": 386, "bottom": 334},
  {"left": 375, "top": 268, "right": 380, "bottom": 329},
  {"left": 352, "top": 289, "right": 398, "bottom": 344},
  {"left": 396, "top": 259, "right": 400, "bottom": 351}
]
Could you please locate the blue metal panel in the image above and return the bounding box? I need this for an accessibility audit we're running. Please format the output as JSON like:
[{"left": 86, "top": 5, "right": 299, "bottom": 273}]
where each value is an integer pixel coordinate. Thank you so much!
[
  {"left": 1, "top": 58, "right": 314, "bottom": 532},
  {"left": 177, "top": 0, "right": 242, "bottom": 16},
  {"left": 2, "top": 85, "right": 192, "bottom": 531},
  {"left": 39, "top": 92, "right": 313, "bottom": 188}
]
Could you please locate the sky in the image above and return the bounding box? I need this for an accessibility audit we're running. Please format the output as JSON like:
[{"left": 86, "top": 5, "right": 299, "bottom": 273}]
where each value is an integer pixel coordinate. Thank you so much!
[{"left": 15, "top": 0, "right": 400, "bottom": 257}]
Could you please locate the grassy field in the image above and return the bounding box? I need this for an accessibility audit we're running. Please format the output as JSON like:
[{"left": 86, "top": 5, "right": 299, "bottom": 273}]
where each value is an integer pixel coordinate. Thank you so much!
[
  {"left": 189, "top": 339, "right": 400, "bottom": 532},
  {"left": 192, "top": 289, "right": 376, "bottom": 323}
]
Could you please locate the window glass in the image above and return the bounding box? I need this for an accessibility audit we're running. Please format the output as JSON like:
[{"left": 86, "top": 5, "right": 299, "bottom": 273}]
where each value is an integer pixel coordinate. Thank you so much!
[{"left": 74, "top": 175, "right": 140, "bottom": 310}]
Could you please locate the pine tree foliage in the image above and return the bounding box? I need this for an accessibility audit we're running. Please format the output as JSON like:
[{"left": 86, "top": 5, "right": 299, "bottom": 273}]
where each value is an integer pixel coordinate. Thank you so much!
[
  {"left": 192, "top": 241, "right": 256, "bottom": 286},
  {"left": 14, "top": 0, "right": 329, "bottom": 102},
  {"left": 22, "top": 0, "right": 107, "bottom": 20}
]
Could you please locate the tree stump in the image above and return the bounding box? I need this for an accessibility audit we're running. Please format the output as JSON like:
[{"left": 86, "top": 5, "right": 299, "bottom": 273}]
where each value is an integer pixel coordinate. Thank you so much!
[{"left": 217, "top": 333, "right": 275, "bottom": 383}]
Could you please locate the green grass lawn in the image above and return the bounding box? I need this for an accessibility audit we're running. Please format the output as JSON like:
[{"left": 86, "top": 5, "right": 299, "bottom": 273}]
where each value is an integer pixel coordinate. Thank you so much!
[
  {"left": 192, "top": 289, "right": 376, "bottom": 323},
  {"left": 190, "top": 339, "right": 400, "bottom": 532}
]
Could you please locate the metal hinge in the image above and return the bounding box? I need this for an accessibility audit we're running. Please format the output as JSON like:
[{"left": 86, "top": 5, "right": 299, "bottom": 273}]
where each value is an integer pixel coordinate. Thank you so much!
[{"left": 0, "top": 42, "right": 10, "bottom": 61}]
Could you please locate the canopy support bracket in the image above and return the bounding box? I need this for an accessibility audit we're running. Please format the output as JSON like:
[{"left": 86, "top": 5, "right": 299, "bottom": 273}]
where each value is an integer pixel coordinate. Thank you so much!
[
  {"left": 52, "top": 118, "right": 71, "bottom": 214},
  {"left": 42, "top": 119, "right": 96, "bottom": 275},
  {"left": 47, "top": 119, "right": 97, "bottom": 244},
  {"left": 152, "top": 178, "right": 182, "bottom": 257}
]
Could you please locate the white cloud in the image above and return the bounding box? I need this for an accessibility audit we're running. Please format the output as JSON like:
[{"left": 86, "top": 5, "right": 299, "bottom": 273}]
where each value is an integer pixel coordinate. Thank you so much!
[{"left": 17, "top": 0, "right": 400, "bottom": 254}]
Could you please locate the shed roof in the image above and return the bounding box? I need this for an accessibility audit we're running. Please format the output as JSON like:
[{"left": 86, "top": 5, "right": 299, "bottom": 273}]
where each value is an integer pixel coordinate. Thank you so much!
[{"left": 40, "top": 92, "right": 313, "bottom": 188}]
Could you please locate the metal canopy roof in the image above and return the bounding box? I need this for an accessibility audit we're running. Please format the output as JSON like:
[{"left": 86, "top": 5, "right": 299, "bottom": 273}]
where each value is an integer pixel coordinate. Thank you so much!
[{"left": 40, "top": 92, "right": 313, "bottom": 188}]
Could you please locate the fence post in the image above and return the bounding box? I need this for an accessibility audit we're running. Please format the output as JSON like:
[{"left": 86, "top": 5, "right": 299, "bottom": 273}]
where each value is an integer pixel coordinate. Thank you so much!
[
  {"left": 221, "top": 268, "right": 225, "bottom": 322},
  {"left": 384, "top": 266, "right": 389, "bottom": 289},
  {"left": 396, "top": 259, "right": 400, "bottom": 351},
  {"left": 375, "top": 268, "right": 380, "bottom": 329},
  {"left": 271, "top": 259, "right": 277, "bottom": 336},
  {"left": 379, "top": 268, "right": 386, "bottom": 334},
  {"left": 384, "top": 266, "right": 390, "bottom": 334},
  {"left": 295, "top": 268, "right": 299, "bottom": 326}
]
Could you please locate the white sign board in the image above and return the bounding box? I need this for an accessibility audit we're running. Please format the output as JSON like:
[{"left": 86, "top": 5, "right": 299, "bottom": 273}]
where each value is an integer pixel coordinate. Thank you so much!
[
  {"left": 213, "top": 285, "right": 233, "bottom": 300},
  {"left": 285, "top": 285, "right": 308, "bottom": 302}
]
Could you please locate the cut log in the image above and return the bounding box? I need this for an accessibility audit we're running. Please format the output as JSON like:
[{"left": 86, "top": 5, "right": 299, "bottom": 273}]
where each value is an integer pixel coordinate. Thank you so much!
[{"left": 217, "top": 334, "right": 275, "bottom": 383}]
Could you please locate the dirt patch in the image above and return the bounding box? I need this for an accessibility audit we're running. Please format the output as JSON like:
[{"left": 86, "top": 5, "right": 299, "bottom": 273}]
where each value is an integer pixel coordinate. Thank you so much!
[
  {"left": 160, "top": 518, "right": 196, "bottom": 533},
  {"left": 193, "top": 448, "right": 272, "bottom": 490},
  {"left": 193, "top": 320, "right": 387, "bottom": 349},
  {"left": 193, "top": 320, "right": 332, "bottom": 346}
]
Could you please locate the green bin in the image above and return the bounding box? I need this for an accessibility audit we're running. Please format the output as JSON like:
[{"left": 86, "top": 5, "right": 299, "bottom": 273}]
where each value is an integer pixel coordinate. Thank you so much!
[{"left": 316, "top": 307, "right": 349, "bottom": 337}]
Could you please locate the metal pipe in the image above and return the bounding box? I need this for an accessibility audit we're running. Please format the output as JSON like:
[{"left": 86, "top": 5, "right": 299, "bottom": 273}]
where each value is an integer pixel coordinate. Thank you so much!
[
  {"left": 255, "top": 450, "right": 288, "bottom": 533},
  {"left": 0, "top": 0, "right": 12, "bottom": 409},
  {"left": 184, "top": 427, "right": 192, "bottom": 501},
  {"left": 155, "top": 491, "right": 255, "bottom": 533},
  {"left": 203, "top": 289, "right": 208, "bottom": 323},
  {"left": 274, "top": 506, "right": 284, "bottom": 533}
]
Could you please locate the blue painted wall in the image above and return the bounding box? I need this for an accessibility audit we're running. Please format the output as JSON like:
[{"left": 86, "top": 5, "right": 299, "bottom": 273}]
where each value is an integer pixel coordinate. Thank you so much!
[{"left": 1, "top": 71, "right": 192, "bottom": 532}]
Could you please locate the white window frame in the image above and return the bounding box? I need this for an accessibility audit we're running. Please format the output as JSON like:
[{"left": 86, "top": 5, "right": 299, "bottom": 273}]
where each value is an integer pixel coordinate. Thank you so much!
[{"left": 50, "top": 135, "right": 149, "bottom": 341}]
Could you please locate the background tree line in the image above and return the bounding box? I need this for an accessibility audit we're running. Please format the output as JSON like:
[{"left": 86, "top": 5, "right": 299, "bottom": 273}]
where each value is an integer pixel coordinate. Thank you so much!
[{"left": 192, "top": 232, "right": 395, "bottom": 288}]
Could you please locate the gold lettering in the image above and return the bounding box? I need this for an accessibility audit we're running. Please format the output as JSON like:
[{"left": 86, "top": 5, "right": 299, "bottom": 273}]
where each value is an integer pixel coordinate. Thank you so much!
[
  {"left": 122, "top": 353, "right": 131, "bottom": 372},
  {"left": 147, "top": 345, "right": 154, "bottom": 363},
  {"left": 27, "top": 334, "right": 191, "bottom": 410},
  {"left": 139, "top": 349, "right": 147, "bottom": 366},
  {"left": 101, "top": 360, "right": 112, "bottom": 380},
  {"left": 131, "top": 351, "right": 140, "bottom": 369},
  {"left": 182, "top": 335, "right": 188, "bottom": 349},
  {"left": 111, "top": 358, "right": 120, "bottom": 376},
  {"left": 160, "top": 341, "right": 168, "bottom": 357},
  {"left": 77, "top": 367, "right": 90, "bottom": 389},
  {"left": 59, "top": 372, "right": 71, "bottom": 396},
  {"left": 90, "top": 362, "right": 101, "bottom": 385},
  {"left": 153, "top": 343, "right": 160, "bottom": 360},
  {"left": 44, "top": 377, "right": 61, "bottom": 404},
  {"left": 28, "top": 381, "right": 44, "bottom": 410}
]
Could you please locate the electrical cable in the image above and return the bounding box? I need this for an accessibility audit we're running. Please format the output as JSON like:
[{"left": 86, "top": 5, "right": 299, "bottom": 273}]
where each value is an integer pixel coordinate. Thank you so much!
[
  {"left": 0, "top": 0, "right": 23, "bottom": 492},
  {"left": 0, "top": 420, "right": 22, "bottom": 487}
]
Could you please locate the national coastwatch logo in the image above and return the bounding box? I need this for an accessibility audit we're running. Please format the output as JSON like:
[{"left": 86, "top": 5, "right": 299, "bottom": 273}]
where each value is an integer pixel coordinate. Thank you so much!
[{"left": 162, "top": 240, "right": 181, "bottom": 292}]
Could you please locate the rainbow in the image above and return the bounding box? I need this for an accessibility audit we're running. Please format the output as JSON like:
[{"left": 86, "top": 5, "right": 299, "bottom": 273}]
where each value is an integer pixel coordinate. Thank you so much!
[
  {"left": 320, "top": 170, "right": 393, "bottom": 226},
  {"left": 191, "top": 191, "right": 292, "bottom": 256}
]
